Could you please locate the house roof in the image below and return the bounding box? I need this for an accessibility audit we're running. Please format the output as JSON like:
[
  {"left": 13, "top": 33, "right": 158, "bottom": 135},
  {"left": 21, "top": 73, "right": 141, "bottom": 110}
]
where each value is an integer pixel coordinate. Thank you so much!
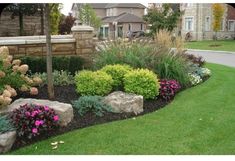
[
  {"left": 105, "top": 3, "right": 146, "bottom": 9},
  {"left": 102, "top": 12, "right": 144, "bottom": 23},
  {"left": 72, "top": 3, "right": 146, "bottom": 10}
]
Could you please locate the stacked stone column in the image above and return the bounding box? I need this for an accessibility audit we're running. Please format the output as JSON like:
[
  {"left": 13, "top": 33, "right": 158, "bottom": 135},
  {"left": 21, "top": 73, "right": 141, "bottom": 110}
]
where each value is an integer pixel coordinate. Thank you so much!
[{"left": 71, "top": 25, "right": 95, "bottom": 66}]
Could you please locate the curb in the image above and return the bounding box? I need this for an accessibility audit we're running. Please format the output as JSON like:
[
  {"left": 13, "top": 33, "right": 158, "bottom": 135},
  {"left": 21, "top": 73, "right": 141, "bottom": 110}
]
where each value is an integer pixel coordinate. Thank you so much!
[{"left": 186, "top": 48, "right": 235, "bottom": 54}]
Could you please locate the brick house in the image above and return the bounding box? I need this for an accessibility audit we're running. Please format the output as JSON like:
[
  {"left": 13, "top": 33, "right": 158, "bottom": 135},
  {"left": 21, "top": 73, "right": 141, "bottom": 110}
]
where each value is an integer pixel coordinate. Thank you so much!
[
  {"left": 71, "top": 3, "right": 146, "bottom": 39},
  {"left": 180, "top": 3, "right": 235, "bottom": 41},
  {"left": 0, "top": 10, "right": 42, "bottom": 37}
]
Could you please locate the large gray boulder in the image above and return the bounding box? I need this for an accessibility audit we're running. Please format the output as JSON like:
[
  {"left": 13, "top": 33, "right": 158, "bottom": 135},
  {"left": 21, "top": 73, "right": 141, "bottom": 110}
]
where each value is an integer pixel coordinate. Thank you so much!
[
  {"left": 0, "top": 131, "right": 16, "bottom": 154},
  {"left": 104, "top": 91, "right": 143, "bottom": 115},
  {"left": 6, "top": 98, "right": 73, "bottom": 127}
]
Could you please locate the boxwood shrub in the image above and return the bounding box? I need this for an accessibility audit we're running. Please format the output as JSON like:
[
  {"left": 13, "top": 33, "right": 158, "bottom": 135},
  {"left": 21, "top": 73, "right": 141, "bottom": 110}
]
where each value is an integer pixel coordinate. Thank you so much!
[
  {"left": 19, "top": 56, "right": 85, "bottom": 75},
  {"left": 124, "top": 69, "right": 160, "bottom": 99},
  {"left": 75, "top": 70, "right": 113, "bottom": 96},
  {"left": 100, "top": 64, "right": 133, "bottom": 89}
]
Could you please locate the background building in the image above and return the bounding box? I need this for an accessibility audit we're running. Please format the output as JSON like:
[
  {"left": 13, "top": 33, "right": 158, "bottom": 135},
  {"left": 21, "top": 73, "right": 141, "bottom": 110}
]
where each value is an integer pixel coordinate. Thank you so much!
[
  {"left": 72, "top": 3, "right": 146, "bottom": 39},
  {"left": 180, "top": 3, "right": 235, "bottom": 40}
]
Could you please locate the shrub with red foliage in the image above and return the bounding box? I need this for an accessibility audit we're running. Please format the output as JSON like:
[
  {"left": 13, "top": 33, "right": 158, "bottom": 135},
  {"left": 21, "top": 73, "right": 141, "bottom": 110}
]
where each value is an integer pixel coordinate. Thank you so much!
[
  {"left": 58, "top": 13, "right": 76, "bottom": 35},
  {"left": 159, "top": 79, "right": 181, "bottom": 101},
  {"left": 184, "top": 53, "right": 205, "bottom": 67},
  {"left": 9, "top": 104, "right": 59, "bottom": 139}
]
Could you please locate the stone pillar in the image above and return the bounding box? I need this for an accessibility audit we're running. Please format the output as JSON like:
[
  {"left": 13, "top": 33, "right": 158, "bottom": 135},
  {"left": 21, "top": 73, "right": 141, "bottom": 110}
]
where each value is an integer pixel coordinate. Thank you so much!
[{"left": 71, "top": 25, "right": 95, "bottom": 66}]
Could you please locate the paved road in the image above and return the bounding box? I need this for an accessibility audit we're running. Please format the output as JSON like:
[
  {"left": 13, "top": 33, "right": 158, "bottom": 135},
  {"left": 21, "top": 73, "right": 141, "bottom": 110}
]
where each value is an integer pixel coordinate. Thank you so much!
[{"left": 187, "top": 49, "right": 235, "bottom": 68}]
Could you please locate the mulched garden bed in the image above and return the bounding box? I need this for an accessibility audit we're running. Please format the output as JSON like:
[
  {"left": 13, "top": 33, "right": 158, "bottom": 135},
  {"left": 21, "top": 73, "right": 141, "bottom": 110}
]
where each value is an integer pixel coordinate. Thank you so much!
[{"left": 11, "top": 85, "right": 171, "bottom": 151}]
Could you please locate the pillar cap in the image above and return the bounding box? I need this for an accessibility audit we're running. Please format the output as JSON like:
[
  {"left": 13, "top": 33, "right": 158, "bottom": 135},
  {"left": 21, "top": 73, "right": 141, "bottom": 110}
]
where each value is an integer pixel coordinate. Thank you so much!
[{"left": 71, "top": 25, "right": 94, "bottom": 32}]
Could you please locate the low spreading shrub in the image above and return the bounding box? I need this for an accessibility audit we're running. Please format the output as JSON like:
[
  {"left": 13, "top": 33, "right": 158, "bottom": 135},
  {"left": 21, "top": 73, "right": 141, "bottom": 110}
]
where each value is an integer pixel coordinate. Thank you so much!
[
  {"left": 159, "top": 79, "right": 181, "bottom": 101},
  {"left": 100, "top": 64, "right": 133, "bottom": 89},
  {"left": 188, "top": 73, "right": 202, "bottom": 86},
  {"left": 9, "top": 104, "right": 59, "bottom": 139},
  {"left": 31, "top": 70, "right": 75, "bottom": 86},
  {"left": 0, "top": 46, "right": 42, "bottom": 108},
  {"left": 20, "top": 56, "right": 84, "bottom": 75},
  {"left": 75, "top": 70, "right": 113, "bottom": 96},
  {"left": 124, "top": 69, "right": 160, "bottom": 99},
  {"left": 0, "top": 115, "right": 15, "bottom": 134},
  {"left": 72, "top": 96, "right": 112, "bottom": 117}
]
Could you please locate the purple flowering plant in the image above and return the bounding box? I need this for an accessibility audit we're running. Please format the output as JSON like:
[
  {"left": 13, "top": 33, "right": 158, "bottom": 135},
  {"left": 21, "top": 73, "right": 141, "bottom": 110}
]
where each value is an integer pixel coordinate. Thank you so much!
[
  {"left": 159, "top": 79, "right": 181, "bottom": 101},
  {"left": 10, "top": 104, "right": 59, "bottom": 139}
]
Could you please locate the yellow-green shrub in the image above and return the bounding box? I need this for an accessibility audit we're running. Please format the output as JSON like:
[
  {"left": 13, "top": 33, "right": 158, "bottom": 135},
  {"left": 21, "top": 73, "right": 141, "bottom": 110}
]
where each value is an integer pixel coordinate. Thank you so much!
[
  {"left": 100, "top": 64, "right": 133, "bottom": 89},
  {"left": 124, "top": 69, "right": 160, "bottom": 99},
  {"left": 75, "top": 70, "right": 113, "bottom": 96}
]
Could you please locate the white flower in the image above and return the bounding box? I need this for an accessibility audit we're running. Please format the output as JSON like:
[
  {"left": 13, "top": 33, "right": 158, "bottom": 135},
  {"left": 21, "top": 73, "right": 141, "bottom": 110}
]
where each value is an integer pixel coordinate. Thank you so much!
[{"left": 188, "top": 73, "right": 202, "bottom": 86}]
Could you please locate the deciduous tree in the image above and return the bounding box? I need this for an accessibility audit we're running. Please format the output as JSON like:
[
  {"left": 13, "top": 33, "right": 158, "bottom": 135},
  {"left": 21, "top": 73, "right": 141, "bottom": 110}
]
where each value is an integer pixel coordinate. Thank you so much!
[
  {"left": 79, "top": 4, "right": 101, "bottom": 29},
  {"left": 143, "top": 4, "right": 181, "bottom": 36},
  {"left": 212, "top": 4, "right": 225, "bottom": 40}
]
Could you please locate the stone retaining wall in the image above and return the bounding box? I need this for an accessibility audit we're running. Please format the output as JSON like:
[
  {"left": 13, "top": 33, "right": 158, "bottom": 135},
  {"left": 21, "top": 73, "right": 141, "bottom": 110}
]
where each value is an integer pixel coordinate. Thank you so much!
[{"left": 0, "top": 26, "right": 96, "bottom": 63}]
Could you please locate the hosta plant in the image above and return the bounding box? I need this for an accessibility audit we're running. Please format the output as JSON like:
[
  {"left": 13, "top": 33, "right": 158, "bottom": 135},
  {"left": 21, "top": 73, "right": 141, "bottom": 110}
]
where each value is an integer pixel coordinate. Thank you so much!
[
  {"left": 0, "top": 46, "right": 42, "bottom": 108},
  {"left": 159, "top": 79, "right": 181, "bottom": 101},
  {"left": 9, "top": 104, "right": 59, "bottom": 139}
]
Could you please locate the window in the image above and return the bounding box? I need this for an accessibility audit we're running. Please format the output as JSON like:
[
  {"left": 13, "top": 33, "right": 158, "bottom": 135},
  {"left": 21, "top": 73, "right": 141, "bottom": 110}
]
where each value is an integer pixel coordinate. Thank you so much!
[
  {"left": 228, "top": 20, "right": 235, "bottom": 31},
  {"left": 106, "top": 9, "right": 111, "bottom": 16},
  {"left": 128, "top": 24, "right": 131, "bottom": 31},
  {"left": 186, "top": 3, "right": 193, "bottom": 7},
  {"left": 141, "top": 24, "right": 143, "bottom": 30},
  {"left": 185, "top": 17, "right": 193, "bottom": 31},
  {"left": 110, "top": 8, "right": 113, "bottom": 16},
  {"left": 205, "top": 16, "right": 210, "bottom": 31}
]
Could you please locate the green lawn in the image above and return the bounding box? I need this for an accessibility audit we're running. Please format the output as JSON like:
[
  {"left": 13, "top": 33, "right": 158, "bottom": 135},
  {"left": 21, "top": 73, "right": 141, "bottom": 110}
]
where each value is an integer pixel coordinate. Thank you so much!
[
  {"left": 185, "top": 40, "right": 235, "bottom": 52},
  {"left": 10, "top": 63, "right": 235, "bottom": 155}
]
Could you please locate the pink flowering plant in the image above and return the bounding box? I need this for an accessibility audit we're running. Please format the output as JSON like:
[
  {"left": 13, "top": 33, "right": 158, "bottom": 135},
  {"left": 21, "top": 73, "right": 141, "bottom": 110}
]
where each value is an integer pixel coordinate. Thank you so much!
[
  {"left": 9, "top": 103, "right": 59, "bottom": 139},
  {"left": 159, "top": 79, "right": 181, "bottom": 101}
]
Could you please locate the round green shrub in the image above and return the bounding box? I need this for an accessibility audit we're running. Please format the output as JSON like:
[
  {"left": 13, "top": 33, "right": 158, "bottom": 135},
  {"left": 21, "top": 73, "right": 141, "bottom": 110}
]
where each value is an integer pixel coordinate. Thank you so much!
[
  {"left": 100, "top": 64, "right": 133, "bottom": 89},
  {"left": 75, "top": 70, "right": 113, "bottom": 96},
  {"left": 124, "top": 69, "right": 160, "bottom": 99}
]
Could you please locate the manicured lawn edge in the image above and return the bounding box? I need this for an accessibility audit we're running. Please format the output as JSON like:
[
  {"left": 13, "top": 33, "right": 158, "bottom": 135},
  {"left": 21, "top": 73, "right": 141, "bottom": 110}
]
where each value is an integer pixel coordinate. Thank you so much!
[{"left": 9, "top": 63, "right": 235, "bottom": 155}]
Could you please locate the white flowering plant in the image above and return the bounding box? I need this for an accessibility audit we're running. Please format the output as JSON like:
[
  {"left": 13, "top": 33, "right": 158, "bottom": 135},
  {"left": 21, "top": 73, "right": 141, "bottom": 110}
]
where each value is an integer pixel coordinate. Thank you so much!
[
  {"left": 0, "top": 46, "right": 42, "bottom": 108},
  {"left": 188, "top": 73, "right": 203, "bottom": 86}
]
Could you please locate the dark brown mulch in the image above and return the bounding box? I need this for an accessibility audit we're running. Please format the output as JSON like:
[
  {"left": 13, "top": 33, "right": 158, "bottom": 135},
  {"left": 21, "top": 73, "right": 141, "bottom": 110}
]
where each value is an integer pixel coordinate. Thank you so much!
[{"left": 11, "top": 85, "right": 171, "bottom": 151}]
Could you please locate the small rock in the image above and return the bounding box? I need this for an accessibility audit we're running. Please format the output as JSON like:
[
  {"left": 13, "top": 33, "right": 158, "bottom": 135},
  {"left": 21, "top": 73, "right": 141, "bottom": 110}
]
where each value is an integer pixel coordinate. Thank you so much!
[
  {"left": 0, "top": 131, "right": 16, "bottom": 154},
  {"left": 104, "top": 91, "right": 143, "bottom": 115}
]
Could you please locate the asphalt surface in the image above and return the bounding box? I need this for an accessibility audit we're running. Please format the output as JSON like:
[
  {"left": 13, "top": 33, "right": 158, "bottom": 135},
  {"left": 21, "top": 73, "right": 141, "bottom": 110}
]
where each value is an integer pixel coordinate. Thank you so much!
[{"left": 187, "top": 49, "right": 235, "bottom": 67}]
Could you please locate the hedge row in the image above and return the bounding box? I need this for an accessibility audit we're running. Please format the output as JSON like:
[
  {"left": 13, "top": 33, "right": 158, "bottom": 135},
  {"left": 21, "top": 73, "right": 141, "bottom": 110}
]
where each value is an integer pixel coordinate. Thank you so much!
[{"left": 19, "top": 56, "right": 85, "bottom": 75}]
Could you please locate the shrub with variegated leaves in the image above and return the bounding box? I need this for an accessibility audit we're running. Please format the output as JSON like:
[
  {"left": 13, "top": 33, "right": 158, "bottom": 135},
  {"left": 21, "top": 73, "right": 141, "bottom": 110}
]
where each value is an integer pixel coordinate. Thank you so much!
[{"left": 0, "top": 46, "right": 42, "bottom": 108}]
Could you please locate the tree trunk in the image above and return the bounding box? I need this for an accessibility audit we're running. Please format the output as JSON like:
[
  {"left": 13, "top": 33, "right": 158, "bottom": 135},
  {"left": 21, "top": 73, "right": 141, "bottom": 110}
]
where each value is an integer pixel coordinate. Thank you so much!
[
  {"left": 44, "top": 3, "right": 54, "bottom": 100},
  {"left": 40, "top": 4, "right": 44, "bottom": 35}
]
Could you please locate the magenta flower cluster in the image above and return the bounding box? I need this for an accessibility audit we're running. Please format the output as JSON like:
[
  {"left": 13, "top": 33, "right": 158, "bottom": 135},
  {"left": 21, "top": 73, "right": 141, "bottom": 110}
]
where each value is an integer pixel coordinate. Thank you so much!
[
  {"left": 10, "top": 104, "right": 59, "bottom": 139},
  {"left": 159, "top": 79, "right": 181, "bottom": 101}
]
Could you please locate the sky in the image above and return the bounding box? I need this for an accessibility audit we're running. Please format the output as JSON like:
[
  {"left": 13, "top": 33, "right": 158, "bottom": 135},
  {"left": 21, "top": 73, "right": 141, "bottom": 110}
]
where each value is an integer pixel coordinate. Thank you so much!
[{"left": 61, "top": 3, "right": 149, "bottom": 15}]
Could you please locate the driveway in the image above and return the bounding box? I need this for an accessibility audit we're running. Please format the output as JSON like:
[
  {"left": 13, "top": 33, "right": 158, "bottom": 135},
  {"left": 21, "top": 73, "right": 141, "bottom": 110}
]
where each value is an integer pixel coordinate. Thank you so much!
[{"left": 187, "top": 49, "right": 235, "bottom": 67}]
